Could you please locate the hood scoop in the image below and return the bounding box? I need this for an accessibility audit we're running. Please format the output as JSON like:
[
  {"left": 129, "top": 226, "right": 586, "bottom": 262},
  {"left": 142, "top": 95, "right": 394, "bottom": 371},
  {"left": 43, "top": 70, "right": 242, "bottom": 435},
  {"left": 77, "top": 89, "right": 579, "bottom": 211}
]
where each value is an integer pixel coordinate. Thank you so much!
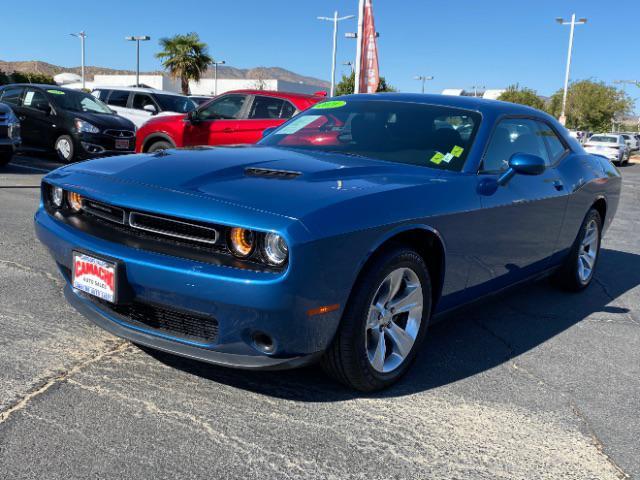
[{"left": 244, "top": 167, "right": 302, "bottom": 180}]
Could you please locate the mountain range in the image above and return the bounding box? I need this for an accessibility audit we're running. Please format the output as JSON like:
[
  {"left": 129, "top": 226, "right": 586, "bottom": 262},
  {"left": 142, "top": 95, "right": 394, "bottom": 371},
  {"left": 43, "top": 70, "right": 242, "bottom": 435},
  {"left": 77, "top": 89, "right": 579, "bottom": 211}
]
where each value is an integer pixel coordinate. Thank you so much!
[{"left": 0, "top": 60, "right": 329, "bottom": 88}]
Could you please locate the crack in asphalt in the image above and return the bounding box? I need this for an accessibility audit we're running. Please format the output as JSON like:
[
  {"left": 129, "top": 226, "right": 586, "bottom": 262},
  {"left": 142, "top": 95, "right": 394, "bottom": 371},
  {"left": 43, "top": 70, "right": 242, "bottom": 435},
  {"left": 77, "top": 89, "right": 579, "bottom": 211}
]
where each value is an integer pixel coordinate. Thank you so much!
[
  {"left": 472, "top": 316, "right": 631, "bottom": 479},
  {"left": 0, "top": 341, "right": 129, "bottom": 426},
  {"left": 593, "top": 277, "right": 640, "bottom": 327}
]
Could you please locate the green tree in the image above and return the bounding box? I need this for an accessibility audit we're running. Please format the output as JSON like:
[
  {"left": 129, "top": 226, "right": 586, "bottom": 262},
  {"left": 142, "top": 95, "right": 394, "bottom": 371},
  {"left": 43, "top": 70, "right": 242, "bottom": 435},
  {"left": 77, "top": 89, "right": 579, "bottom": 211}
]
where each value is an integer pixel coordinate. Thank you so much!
[
  {"left": 497, "top": 84, "right": 545, "bottom": 110},
  {"left": 334, "top": 72, "right": 396, "bottom": 96},
  {"left": 547, "top": 80, "right": 632, "bottom": 132},
  {"left": 156, "top": 33, "right": 213, "bottom": 95}
]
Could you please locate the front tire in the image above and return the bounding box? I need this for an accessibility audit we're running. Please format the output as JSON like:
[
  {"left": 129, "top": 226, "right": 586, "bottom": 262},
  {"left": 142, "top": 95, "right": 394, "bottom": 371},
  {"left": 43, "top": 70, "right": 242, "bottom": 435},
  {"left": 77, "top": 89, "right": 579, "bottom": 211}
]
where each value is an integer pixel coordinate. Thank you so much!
[
  {"left": 322, "top": 246, "right": 432, "bottom": 391},
  {"left": 55, "top": 135, "right": 75, "bottom": 163},
  {"left": 147, "top": 140, "right": 173, "bottom": 153},
  {"left": 555, "top": 209, "right": 602, "bottom": 291}
]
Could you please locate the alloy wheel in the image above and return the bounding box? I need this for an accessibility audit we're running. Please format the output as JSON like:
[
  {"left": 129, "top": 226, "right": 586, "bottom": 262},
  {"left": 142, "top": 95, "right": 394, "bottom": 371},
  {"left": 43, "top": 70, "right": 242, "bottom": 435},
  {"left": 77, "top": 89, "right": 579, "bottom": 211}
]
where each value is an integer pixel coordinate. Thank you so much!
[
  {"left": 365, "top": 267, "right": 423, "bottom": 373},
  {"left": 56, "top": 138, "right": 71, "bottom": 160},
  {"left": 578, "top": 219, "right": 598, "bottom": 283}
]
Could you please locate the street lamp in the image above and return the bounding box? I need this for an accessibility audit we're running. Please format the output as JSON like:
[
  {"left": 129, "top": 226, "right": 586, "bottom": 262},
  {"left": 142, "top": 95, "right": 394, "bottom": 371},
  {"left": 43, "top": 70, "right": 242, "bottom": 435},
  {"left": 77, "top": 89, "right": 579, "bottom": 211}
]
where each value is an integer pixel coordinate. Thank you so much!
[
  {"left": 70, "top": 31, "right": 87, "bottom": 89},
  {"left": 556, "top": 14, "right": 587, "bottom": 125},
  {"left": 343, "top": 61, "right": 355, "bottom": 74},
  {"left": 318, "top": 11, "right": 355, "bottom": 97},
  {"left": 125, "top": 35, "right": 151, "bottom": 87},
  {"left": 212, "top": 60, "right": 226, "bottom": 96},
  {"left": 414, "top": 75, "right": 434, "bottom": 94}
]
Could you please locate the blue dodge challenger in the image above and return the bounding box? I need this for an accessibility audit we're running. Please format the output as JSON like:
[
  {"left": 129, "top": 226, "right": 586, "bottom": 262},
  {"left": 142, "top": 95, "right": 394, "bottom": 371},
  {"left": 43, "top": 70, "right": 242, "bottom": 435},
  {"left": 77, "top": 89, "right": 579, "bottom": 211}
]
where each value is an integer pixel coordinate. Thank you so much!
[{"left": 35, "top": 94, "right": 621, "bottom": 391}]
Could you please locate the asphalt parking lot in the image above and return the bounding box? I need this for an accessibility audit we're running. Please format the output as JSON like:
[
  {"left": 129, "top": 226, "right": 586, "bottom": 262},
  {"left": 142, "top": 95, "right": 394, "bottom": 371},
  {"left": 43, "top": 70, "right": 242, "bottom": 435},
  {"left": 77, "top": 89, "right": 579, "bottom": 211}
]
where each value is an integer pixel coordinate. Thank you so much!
[{"left": 0, "top": 152, "right": 638, "bottom": 479}]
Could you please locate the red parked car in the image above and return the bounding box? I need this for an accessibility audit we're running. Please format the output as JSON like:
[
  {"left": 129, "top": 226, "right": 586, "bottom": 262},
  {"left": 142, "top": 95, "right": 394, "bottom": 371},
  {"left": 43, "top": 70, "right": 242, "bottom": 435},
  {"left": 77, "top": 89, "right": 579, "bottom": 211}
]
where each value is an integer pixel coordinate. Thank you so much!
[{"left": 135, "top": 90, "right": 324, "bottom": 153}]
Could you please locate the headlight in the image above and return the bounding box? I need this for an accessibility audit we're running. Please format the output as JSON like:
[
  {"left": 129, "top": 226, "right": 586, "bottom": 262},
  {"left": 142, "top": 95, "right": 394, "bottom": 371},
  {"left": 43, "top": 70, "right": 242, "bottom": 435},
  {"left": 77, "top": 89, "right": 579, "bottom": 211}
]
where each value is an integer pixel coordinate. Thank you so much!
[
  {"left": 263, "top": 232, "right": 288, "bottom": 266},
  {"left": 228, "top": 227, "right": 255, "bottom": 258},
  {"left": 51, "top": 186, "right": 64, "bottom": 207},
  {"left": 67, "top": 191, "right": 83, "bottom": 212},
  {"left": 74, "top": 118, "right": 100, "bottom": 134}
]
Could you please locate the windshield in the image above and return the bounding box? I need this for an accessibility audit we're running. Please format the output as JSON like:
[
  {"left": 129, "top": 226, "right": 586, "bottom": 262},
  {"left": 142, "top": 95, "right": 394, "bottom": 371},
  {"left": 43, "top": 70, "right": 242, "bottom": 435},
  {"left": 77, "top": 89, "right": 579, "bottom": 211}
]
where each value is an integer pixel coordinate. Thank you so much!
[
  {"left": 155, "top": 94, "right": 196, "bottom": 113},
  {"left": 47, "top": 89, "right": 112, "bottom": 114},
  {"left": 259, "top": 100, "right": 481, "bottom": 171},
  {"left": 589, "top": 136, "right": 617, "bottom": 143}
]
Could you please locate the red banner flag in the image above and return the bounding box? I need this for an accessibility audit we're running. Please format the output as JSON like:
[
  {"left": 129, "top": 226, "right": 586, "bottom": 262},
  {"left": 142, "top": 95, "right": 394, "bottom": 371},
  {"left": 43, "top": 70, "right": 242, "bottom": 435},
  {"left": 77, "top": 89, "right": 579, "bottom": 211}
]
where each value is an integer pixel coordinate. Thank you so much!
[{"left": 359, "top": 0, "right": 379, "bottom": 93}]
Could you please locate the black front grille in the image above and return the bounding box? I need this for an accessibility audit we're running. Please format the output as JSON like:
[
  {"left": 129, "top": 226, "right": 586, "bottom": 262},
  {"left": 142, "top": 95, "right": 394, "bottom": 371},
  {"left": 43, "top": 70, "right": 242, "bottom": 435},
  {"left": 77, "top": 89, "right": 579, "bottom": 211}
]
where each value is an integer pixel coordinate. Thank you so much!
[
  {"left": 104, "top": 129, "right": 135, "bottom": 138},
  {"left": 91, "top": 296, "right": 219, "bottom": 343},
  {"left": 129, "top": 212, "right": 219, "bottom": 245},
  {"left": 83, "top": 199, "right": 126, "bottom": 224}
]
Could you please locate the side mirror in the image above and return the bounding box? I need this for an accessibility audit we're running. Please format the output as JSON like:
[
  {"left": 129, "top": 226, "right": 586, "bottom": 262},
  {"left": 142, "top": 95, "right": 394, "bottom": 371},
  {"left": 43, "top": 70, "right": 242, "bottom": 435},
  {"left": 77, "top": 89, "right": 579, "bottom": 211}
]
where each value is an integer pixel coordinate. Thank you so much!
[
  {"left": 188, "top": 110, "right": 203, "bottom": 125},
  {"left": 143, "top": 104, "right": 157, "bottom": 114},
  {"left": 262, "top": 127, "right": 277, "bottom": 138},
  {"left": 497, "top": 153, "right": 546, "bottom": 186}
]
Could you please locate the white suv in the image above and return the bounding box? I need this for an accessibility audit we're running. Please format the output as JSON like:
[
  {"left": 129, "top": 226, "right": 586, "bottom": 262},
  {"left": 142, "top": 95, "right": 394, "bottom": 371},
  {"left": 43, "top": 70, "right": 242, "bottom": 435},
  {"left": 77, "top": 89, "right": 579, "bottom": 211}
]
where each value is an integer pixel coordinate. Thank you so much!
[
  {"left": 584, "top": 134, "right": 630, "bottom": 165},
  {"left": 621, "top": 133, "right": 639, "bottom": 152},
  {"left": 91, "top": 87, "right": 197, "bottom": 128}
]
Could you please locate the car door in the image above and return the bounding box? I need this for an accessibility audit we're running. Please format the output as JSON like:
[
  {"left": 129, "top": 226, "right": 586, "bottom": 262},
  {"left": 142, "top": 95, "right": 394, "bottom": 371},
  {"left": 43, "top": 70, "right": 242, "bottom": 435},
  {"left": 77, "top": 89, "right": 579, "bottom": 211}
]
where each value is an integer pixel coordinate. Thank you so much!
[
  {"left": 18, "top": 88, "right": 57, "bottom": 147},
  {"left": 466, "top": 117, "right": 569, "bottom": 293},
  {"left": 130, "top": 93, "right": 159, "bottom": 125},
  {"left": 236, "top": 95, "right": 298, "bottom": 143},
  {"left": 105, "top": 90, "right": 138, "bottom": 124},
  {"left": 182, "top": 94, "right": 247, "bottom": 146}
]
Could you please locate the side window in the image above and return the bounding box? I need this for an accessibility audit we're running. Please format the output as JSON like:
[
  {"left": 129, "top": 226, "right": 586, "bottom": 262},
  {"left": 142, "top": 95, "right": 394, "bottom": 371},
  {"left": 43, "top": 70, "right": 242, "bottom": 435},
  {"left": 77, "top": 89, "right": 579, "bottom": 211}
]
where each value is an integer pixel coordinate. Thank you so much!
[
  {"left": 280, "top": 101, "right": 297, "bottom": 119},
  {"left": 92, "top": 90, "right": 109, "bottom": 102},
  {"left": 107, "top": 90, "right": 129, "bottom": 108},
  {"left": 249, "top": 96, "right": 286, "bottom": 119},
  {"left": 198, "top": 94, "right": 247, "bottom": 120},
  {"left": 0, "top": 87, "right": 24, "bottom": 106},
  {"left": 537, "top": 122, "right": 567, "bottom": 164},
  {"left": 482, "top": 118, "right": 550, "bottom": 172},
  {"left": 22, "top": 89, "right": 50, "bottom": 111},
  {"left": 132, "top": 93, "right": 157, "bottom": 111}
]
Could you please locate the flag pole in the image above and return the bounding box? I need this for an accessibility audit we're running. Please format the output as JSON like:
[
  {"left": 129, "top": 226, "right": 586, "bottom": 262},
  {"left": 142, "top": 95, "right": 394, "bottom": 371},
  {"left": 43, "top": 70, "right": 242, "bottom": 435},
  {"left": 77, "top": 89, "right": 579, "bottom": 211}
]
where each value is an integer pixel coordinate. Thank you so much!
[{"left": 353, "top": 0, "right": 365, "bottom": 94}]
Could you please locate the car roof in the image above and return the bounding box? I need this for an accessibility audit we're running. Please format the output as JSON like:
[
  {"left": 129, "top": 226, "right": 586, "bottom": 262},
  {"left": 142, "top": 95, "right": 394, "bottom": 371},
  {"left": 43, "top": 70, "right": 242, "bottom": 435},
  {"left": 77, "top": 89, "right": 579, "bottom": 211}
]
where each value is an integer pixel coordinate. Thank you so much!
[
  {"left": 0, "top": 83, "right": 71, "bottom": 91},
  {"left": 224, "top": 89, "right": 325, "bottom": 100},
  {"left": 92, "top": 86, "right": 187, "bottom": 96},
  {"left": 336, "top": 92, "right": 556, "bottom": 118}
]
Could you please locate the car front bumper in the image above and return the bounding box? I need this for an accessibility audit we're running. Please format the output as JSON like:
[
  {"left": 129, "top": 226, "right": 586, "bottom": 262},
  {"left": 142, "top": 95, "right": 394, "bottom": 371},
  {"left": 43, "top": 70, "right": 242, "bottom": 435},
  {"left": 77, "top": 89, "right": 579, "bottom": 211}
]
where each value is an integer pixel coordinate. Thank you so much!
[{"left": 35, "top": 208, "right": 343, "bottom": 370}]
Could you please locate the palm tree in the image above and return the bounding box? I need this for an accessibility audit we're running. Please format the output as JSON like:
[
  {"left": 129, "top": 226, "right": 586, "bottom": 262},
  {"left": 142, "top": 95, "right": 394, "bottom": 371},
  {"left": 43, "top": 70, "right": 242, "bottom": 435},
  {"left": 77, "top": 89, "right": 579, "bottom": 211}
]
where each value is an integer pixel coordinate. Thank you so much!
[{"left": 156, "top": 33, "right": 213, "bottom": 95}]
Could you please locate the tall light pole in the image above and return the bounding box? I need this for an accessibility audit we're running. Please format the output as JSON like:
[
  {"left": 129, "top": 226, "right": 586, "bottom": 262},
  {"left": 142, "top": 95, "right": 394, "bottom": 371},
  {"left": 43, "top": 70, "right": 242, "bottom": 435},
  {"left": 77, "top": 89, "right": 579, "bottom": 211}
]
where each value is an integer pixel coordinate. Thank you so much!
[
  {"left": 318, "top": 11, "right": 355, "bottom": 97},
  {"left": 125, "top": 35, "right": 150, "bottom": 87},
  {"left": 343, "top": 61, "right": 355, "bottom": 75},
  {"left": 414, "top": 75, "right": 434, "bottom": 94},
  {"left": 556, "top": 14, "right": 587, "bottom": 126},
  {"left": 70, "top": 31, "right": 87, "bottom": 89},
  {"left": 212, "top": 60, "right": 226, "bottom": 96}
]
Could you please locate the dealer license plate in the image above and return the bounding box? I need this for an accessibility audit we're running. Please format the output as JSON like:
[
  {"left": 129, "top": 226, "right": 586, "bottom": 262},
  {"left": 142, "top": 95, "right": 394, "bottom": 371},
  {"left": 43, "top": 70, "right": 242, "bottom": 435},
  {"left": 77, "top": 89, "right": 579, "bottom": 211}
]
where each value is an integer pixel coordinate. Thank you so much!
[
  {"left": 115, "top": 139, "right": 130, "bottom": 150},
  {"left": 72, "top": 252, "right": 117, "bottom": 303}
]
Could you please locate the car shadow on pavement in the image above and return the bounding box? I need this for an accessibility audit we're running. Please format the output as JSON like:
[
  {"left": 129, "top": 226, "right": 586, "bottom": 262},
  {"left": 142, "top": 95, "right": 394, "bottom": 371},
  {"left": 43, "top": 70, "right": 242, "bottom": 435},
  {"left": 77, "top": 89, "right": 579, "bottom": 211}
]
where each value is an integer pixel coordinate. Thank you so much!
[{"left": 141, "top": 248, "right": 640, "bottom": 401}]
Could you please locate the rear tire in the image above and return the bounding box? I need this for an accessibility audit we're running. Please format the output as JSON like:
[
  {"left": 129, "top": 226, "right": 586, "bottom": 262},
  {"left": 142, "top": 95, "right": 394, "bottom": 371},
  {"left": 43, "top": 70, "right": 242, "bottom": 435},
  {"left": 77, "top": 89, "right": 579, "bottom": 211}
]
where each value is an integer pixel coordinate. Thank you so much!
[
  {"left": 55, "top": 135, "right": 75, "bottom": 163},
  {"left": 554, "top": 209, "right": 602, "bottom": 291},
  {"left": 147, "top": 140, "right": 173, "bottom": 153},
  {"left": 321, "top": 246, "right": 432, "bottom": 391}
]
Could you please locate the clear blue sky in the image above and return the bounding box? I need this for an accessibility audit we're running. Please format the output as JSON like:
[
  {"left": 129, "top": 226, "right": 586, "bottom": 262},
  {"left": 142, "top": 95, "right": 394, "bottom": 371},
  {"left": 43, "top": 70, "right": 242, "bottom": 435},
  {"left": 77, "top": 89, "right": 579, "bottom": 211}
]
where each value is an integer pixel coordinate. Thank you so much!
[{"left": 0, "top": 0, "right": 638, "bottom": 110}]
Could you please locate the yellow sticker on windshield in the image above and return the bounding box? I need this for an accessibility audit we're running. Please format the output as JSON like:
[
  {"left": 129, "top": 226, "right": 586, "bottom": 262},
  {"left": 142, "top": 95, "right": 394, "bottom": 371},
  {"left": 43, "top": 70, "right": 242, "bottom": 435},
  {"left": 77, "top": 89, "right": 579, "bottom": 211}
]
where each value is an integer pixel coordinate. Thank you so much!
[
  {"left": 313, "top": 100, "right": 346, "bottom": 110},
  {"left": 430, "top": 152, "right": 445, "bottom": 164},
  {"left": 46, "top": 90, "right": 65, "bottom": 95},
  {"left": 451, "top": 145, "right": 464, "bottom": 157}
]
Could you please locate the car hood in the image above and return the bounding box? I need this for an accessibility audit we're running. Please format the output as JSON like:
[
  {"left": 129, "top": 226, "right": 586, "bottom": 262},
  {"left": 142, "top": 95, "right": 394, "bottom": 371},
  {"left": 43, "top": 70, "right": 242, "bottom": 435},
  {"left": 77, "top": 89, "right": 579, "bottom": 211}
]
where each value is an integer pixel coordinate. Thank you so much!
[
  {"left": 73, "top": 111, "right": 136, "bottom": 130},
  {"left": 52, "top": 146, "right": 447, "bottom": 234}
]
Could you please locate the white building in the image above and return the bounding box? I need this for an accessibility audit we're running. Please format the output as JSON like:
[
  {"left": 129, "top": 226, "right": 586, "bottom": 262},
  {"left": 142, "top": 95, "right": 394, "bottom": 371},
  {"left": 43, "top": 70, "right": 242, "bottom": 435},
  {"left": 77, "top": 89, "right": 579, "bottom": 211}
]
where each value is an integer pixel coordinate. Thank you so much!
[
  {"left": 67, "top": 73, "right": 327, "bottom": 96},
  {"left": 441, "top": 88, "right": 506, "bottom": 100}
]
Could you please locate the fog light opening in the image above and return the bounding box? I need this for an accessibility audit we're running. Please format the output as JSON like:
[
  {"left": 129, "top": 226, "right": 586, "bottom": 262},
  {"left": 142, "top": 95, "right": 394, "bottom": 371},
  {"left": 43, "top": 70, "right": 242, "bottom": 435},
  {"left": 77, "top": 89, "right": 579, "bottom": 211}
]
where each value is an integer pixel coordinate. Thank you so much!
[{"left": 252, "top": 332, "right": 276, "bottom": 354}]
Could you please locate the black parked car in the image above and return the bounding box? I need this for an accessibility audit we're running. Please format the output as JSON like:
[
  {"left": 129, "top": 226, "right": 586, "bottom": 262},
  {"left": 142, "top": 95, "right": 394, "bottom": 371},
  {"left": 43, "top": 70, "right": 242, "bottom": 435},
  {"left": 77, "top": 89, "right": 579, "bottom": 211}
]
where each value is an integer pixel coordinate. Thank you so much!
[
  {"left": 0, "top": 102, "right": 21, "bottom": 166},
  {"left": 0, "top": 84, "right": 136, "bottom": 163}
]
